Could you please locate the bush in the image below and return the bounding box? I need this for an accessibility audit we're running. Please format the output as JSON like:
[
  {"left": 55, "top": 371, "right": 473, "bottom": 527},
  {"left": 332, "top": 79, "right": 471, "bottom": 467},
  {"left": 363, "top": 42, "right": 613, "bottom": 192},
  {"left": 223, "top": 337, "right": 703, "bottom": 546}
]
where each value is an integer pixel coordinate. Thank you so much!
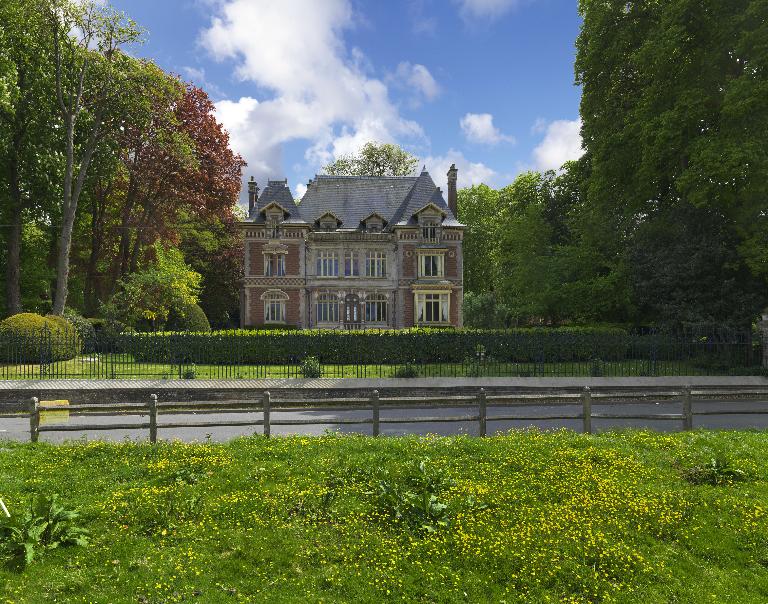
[
  {"left": 63, "top": 309, "right": 97, "bottom": 352},
  {"left": 0, "top": 313, "right": 82, "bottom": 363},
  {"left": 165, "top": 303, "right": 211, "bottom": 333},
  {"left": 393, "top": 363, "right": 420, "bottom": 378},
  {"left": 300, "top": 356, "right": 321, "bottom": 378}
]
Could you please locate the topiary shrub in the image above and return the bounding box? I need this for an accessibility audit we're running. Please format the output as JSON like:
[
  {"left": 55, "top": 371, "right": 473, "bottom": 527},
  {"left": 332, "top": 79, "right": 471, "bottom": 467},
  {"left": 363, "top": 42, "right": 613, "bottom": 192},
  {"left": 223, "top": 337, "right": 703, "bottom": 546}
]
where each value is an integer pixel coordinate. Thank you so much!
[
  {"left": 165, "top": 303, "right": 211, "bottom": 333},
  {"left": 300, "top": 356, "right": 321, "bottom": 378},
  {"left": 0, "top": 313, "right": 82, "bottom": 363}
]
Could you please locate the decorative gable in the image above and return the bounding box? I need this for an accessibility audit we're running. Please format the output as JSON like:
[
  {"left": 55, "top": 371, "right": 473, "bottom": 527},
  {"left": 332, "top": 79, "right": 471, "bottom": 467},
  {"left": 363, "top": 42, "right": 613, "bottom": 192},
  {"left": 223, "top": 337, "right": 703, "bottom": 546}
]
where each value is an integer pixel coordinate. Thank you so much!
[{"left": 316, "top": 211, "right": 343, "bottom": 231}]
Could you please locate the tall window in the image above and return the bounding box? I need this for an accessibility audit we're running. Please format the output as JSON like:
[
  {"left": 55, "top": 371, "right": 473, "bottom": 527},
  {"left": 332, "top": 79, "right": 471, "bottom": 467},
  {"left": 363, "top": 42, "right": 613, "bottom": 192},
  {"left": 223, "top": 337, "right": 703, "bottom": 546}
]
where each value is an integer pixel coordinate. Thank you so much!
[
  {"left": 421, "top": 221, "right": 440, "bottom": 243},
  {"left": 344, "top": 251, "right": 359, "bottom": 277},
  {"left": 365, "top": 294, "right": 388, "bottom": 323},
  {"left": 419, "top": 254, "right": 444, "bottom": 278},
  {"left": 276, "top": 254, "right": 286, "bottom": 276},
  {"left": 365, "top": 252, "right": 387, "bottom": 278},
  {"left": 316, "top": 293, "right": 339, "bottom": 323},
  {"left": 415, "top": 292, "right": 449, "bottom": 324},
  {"left": 316, "top": 251, "right": 339, "bottom": 277},
  {"left": 264, "top": 254, "right": 286, "bottom": 276},
  {"left": 267, "top": 217, "right": 280, "bottom": 238},
  {"left": 263, "top": 291, "right": 287, "bottom": 323},
  {"left": 264, "top": 255, "right": 273, "bottom": 276}
]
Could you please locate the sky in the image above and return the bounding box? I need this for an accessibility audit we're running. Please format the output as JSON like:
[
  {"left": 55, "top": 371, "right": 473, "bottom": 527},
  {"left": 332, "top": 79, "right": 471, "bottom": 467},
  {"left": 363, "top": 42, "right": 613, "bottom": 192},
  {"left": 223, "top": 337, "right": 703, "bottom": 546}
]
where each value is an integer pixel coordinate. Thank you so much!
[{"left": 110, "top": 0, "right": 584, "bottom": 202}]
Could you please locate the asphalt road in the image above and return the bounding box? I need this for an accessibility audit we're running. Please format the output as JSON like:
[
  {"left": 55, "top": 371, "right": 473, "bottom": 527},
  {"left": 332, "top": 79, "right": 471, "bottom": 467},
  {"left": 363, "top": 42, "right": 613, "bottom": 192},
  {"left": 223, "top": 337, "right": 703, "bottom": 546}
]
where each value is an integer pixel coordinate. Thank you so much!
[{"left": 2, "top": 398, "right": 768, "bottom": 443}]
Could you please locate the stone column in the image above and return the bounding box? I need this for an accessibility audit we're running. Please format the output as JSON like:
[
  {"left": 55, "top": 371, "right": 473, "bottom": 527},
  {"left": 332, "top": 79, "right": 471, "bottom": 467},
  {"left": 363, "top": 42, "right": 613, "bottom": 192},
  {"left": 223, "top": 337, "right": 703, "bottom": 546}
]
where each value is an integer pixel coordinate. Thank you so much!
[{"left": 759, "top": 312, "right": 768, "bottom": 369}]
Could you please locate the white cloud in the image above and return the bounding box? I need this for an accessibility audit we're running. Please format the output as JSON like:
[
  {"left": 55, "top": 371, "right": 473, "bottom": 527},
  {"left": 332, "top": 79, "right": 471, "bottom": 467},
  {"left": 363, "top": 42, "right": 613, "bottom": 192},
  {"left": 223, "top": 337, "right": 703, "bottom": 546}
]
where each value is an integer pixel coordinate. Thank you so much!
[
  {"left": 295, "top": 182, "right": 308, "bottom": 199},
  {"left": 460, "top": 112, "right": 514, "bottom": 145},
  {"left": 199, "top": 0, "right": 425, "bottom": 197},
  {"left": 531, "top": 118, "right": 584, "bottom": 171},
  {"left": 391, "top": 62, "right": 440, "bottom": 104},
  {"left": 423, "top": 149, "right": 497, "bottom": 192},
  {"left": 455, "top": 0, "right": 522, "bottom": 19}
]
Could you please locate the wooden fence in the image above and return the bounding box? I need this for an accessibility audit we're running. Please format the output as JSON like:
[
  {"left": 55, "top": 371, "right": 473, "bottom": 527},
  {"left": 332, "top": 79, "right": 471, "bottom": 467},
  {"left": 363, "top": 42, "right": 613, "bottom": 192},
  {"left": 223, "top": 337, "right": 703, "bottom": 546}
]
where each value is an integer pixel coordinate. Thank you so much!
[{"left": 16, "top": 385, "right": 768, "bottom": 443}]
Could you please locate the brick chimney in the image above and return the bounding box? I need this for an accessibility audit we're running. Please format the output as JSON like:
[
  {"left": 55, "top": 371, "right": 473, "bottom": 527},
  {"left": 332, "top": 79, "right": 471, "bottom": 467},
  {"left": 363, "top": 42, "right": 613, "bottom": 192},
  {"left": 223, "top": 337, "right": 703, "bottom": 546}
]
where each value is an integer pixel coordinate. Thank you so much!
[
  {"left": 447, "top": 164, "right": 458, "bottom": 217},
  {"left": 247, "top": 176, "right": 259, "bottom": 215}
]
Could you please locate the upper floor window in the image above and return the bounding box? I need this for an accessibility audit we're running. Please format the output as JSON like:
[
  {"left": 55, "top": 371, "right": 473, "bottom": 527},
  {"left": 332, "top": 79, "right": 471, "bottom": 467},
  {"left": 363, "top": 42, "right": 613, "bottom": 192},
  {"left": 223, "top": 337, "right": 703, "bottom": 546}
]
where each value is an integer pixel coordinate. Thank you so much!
[
  {"left": 365, "top": 252, "right": 387, "bottom": 278},
  {"left": 421, "top": 221, "right": 440, "bottom": 243},
  {"left": 316, "top": 292, "right": 339, "bottom": 323},
  {"left": 263, "top": 290, "right": 287, "bottom": 323},
  {"left": 365, "top": 294, "right": 388, "bottom": 323},
  {"left": 264, "top": 253, "right": 286, "bottom": 277},
  {"left": 316, "top": 251, "right": 339, "bottom": 277},
  {"left": 419, "top": 254, "right": 444, "bottom": 278},
  {"left": 344, "top": 251, "right": 359, "bottom": 277},
  {"left": 266, "top": 214, "right": 281, "bottom": 238}
]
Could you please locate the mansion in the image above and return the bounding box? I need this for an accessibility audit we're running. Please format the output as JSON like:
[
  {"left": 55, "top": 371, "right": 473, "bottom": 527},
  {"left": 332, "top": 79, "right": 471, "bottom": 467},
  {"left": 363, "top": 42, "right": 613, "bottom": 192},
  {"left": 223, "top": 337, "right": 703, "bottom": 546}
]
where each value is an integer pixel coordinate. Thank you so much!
[{"left": 239, "top": 166, "right": 464, "bottom": 329}]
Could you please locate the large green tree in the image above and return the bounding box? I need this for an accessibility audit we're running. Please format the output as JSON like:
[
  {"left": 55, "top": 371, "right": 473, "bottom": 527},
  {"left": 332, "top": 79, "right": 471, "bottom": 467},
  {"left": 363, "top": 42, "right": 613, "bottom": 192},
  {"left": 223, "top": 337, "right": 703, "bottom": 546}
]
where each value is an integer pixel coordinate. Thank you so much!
[{"left": 576, "top": 0, "right": 768, "bottom": 326}]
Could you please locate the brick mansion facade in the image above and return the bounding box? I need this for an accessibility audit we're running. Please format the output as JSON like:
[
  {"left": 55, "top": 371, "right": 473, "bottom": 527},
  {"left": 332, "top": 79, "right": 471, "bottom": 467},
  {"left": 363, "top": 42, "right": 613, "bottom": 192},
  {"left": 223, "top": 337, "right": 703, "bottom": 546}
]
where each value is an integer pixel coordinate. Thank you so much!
[{"left": 239, "top": 166, "right": 464, "bottom": 329}]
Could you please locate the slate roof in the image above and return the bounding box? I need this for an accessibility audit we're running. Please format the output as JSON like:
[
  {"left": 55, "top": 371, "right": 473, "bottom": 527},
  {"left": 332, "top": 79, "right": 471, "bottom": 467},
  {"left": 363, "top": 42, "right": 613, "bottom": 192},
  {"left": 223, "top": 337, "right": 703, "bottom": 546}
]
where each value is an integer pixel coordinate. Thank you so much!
[
  {"left": 248, "top": 170, "right": 463, "bottom": 230},
  {"left": 248, "top": 179, "right": 305, "bottom": 223}
]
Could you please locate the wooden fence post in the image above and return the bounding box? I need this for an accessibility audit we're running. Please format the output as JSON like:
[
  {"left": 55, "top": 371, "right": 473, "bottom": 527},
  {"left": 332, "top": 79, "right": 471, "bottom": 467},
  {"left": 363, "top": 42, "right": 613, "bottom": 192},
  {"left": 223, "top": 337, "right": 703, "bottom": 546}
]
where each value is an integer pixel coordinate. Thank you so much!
[
  {"left": 682, "top": 386, "right": 693, "bottom": 431},
  {"left": 371, "top": 390, "right": 380, "bottom": 437},
  {"left": 29, "top": 397, "right": 39, "bottom": 443},
  {"left": 263, "top": 391, "right": 271, "bottom": 438},
  {"left": 582, "top": 387, "right": 592, "bottom": 435},
  {"left": 149, "top": 394, "right": 158, "bottom": 444},
  {"left": 478, "top": 388, "right": 487, "bottom": 437}
]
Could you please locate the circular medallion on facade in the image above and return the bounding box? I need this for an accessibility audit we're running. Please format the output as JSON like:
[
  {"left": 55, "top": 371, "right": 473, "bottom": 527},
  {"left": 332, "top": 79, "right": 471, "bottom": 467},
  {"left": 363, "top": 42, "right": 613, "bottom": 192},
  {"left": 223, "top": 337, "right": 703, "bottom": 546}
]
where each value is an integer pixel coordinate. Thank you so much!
[
  {"left": 405, "top": 250, "right": 413, "bottom": 257},
  {"left": 448, "top": 250, "right": 456, "bottom": 258}
]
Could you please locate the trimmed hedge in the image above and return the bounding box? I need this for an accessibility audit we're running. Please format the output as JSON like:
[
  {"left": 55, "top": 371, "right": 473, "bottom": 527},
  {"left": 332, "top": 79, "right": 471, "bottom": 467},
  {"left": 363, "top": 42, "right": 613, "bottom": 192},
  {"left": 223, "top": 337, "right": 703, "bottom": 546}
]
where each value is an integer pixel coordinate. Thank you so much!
[
  {"left": 126, "top": 327, "right": 633, "bottom": 365},
  {"left": 0, "top": 313, "right": 82, "bottom": 363}
]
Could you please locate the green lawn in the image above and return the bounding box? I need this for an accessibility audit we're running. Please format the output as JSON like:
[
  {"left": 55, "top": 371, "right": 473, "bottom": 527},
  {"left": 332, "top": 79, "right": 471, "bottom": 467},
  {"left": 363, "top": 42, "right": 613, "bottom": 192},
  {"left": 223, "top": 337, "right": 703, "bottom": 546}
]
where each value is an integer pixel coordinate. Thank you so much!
[
  {"left": 0, "top": 352, "right": 753, "bottom": 379},
  {"left": 2, "top": 430, "right": 768, "bottom": 602}
]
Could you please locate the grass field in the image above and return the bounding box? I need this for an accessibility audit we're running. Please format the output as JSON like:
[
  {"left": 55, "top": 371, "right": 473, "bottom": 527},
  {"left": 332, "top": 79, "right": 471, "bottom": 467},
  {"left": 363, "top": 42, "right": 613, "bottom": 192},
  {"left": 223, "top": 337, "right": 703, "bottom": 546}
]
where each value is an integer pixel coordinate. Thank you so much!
[
  {"left": 0, "top": 352, "right": 757, "bottom": 379},
  {"left": 2, "top": 430, "right": 768, "bottom": 602}
]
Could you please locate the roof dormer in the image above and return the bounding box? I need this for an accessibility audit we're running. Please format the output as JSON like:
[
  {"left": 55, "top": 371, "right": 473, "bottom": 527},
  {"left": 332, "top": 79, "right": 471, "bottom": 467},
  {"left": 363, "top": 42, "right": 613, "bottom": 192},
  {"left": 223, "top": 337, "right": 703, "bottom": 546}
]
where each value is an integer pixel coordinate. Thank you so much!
[
  {"left": 361, "top": 212, "right": 387, "bottom": 233},
  {"left": 316, "top": 211, "right": 343, "bottom": 232}
]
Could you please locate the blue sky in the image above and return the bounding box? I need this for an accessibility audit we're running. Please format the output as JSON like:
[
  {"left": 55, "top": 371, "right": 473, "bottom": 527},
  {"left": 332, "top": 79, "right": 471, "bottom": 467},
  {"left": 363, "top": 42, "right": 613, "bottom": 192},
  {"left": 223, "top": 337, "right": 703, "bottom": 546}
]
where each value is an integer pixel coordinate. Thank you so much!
[{"left": 111, "top": 0, "right": 583, "bottom": 201}]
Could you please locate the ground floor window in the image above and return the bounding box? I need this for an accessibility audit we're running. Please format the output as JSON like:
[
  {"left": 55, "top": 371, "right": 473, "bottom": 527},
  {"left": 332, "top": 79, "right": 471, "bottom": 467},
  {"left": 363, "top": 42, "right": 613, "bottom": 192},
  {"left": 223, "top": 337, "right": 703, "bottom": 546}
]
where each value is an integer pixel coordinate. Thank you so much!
[
  {"left": 415, "top": 292, "right": 449, "bottom": 324},
  {"left": 316, "top": 293, "right": 339, "bottom": 323},
  {"left": 262, "top": 290, "right": 287, "bottom": 323},
  {"left": 365, "top": 294, "right": 388, "bottom": 323}
]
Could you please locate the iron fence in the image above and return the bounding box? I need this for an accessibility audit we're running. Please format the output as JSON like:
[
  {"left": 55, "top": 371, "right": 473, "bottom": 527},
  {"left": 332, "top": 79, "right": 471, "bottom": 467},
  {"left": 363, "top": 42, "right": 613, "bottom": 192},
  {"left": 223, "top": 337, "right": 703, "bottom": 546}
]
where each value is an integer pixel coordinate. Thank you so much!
[{"left": 0, "top": 328, "right": 763, "bottom": 380}]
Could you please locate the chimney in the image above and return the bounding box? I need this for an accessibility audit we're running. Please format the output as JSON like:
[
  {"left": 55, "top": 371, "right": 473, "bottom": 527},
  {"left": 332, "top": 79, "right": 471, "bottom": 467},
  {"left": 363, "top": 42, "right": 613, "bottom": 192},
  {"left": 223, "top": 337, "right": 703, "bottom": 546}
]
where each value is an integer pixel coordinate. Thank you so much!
[
  {"left": 447, "top": 164, "right": 458, "bottom": 217},
  {"left": 247, "top": 176, "right": 259, "bottom": 215}
]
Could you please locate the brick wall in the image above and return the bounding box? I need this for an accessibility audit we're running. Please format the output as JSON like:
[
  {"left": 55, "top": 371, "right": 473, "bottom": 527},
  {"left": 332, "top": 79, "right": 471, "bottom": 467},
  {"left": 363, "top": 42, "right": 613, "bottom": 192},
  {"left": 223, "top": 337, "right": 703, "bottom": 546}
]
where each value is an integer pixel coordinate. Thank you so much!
[
  {"left": 402, "top": 245, "right": 416, "bottom": 278},
  {"left": 402, "top": 291, "right": 414, "bottom": 327},
  {"left": 450, "top": 290, "right": 459, "bottom": 326},
  {"left": 286, "top": 243, "right": 300, "bottom": 275},
  {"left": 286, "top": 291, "right": 300, "bottom": 324},
  {"left": 446, "top": 247, "right": 458, "bottom": 279},
  {"left": 249, "top": 287, "right": 264, "bottom": 326},
  {"left": 249, "top": 242, "right": 264, "bottom": 276}
]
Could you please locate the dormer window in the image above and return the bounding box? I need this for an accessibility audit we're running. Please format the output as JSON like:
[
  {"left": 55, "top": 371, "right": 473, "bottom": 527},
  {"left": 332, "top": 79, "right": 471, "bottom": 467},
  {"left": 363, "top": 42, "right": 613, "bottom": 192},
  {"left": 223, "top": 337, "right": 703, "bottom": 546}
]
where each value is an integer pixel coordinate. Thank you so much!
[
  {"left": 267, "top": 217, "right": 280, "bottom": 238},
  {"left": 421, "top": 220, "right": 440, "bottom": 243},
  {"left": 317, "top": 212, "right": 341, "bottom": 232}
]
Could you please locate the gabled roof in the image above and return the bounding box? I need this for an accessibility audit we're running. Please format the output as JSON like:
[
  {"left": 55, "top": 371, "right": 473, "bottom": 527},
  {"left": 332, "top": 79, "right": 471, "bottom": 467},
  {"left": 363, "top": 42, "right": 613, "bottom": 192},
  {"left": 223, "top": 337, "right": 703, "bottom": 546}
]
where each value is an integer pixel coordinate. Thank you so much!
[
  {"left": 360, "top": 211, "right": 388, "bottom": 224},
  {"left": 411, "top": 202, "right": 447, "bottom": 218},
  {"left": 315, "top": 210, "right": 343, "bottom": 225},
  {"left": 248, "top": 179, "right": 305, "bottom": 224}
]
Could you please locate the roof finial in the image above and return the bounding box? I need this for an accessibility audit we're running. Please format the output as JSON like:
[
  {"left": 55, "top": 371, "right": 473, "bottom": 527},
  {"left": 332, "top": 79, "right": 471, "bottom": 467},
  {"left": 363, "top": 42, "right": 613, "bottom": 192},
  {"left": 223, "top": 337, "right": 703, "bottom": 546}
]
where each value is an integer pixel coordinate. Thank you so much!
[{"left": 421, "top": 164, "right": 427, "bottom": 174}]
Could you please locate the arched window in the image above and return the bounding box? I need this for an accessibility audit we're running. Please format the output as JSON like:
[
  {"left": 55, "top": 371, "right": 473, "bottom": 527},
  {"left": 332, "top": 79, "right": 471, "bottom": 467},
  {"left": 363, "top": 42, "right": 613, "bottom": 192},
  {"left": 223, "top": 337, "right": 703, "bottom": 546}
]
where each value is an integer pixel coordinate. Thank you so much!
[
  {"left": 262, "top": 290, "right": 288, "bottom": 323},
  {"left": 316, "top": 292, "right": 339, "bottom": 323},
  {"left": 365, "top": 293, "right": 388, "bottom": 323}
]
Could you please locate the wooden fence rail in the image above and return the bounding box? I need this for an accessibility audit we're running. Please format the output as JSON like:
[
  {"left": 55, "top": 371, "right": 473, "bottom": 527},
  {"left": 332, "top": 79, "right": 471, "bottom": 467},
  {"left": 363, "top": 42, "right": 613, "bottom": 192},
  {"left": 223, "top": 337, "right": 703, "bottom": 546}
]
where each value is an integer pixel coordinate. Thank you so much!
[{"left": 22, "top": 385, "right": 768, "bottom": 443}]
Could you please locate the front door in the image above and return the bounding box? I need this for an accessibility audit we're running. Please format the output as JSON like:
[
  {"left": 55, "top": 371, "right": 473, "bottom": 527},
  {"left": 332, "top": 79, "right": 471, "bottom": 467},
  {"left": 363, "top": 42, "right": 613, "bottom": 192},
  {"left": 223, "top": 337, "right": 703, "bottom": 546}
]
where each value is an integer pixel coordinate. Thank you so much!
[{"left": 344, "top": 294, "right": 360, "bottom": 328}]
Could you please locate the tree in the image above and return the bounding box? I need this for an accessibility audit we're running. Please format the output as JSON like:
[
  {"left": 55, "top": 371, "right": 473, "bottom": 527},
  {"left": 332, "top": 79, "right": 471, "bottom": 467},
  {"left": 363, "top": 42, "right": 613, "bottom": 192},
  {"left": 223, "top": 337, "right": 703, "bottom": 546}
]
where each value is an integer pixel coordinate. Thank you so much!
[
  {"left": 576, "top": 0, "right": 768, "bottom": 325},
  {"left": 457, "top": 185, "right": 500, "bottom": 295},
  {"left": 102, "top": 243, "right": 201, "bottom": 330},
  {"left": 46, "top": 0, "right": 142, "bottom": 314},
  {"left": 0, "top": 0, "right": 62, "bottom": 315},
  {"left": 322, "top": 142, "right": 418, "bottom": 176}
]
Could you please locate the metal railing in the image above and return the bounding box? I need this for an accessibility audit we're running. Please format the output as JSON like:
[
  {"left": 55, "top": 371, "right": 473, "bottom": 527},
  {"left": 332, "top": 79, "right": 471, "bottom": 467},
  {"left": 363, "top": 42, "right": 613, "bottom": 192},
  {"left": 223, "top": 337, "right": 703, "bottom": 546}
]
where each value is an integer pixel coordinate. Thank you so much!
[
  {"left": 0, "top": 328, "right": 763, "bottom": 380},
  {"left": 19, "top": 385, "right": 768, "bottom": 442}
]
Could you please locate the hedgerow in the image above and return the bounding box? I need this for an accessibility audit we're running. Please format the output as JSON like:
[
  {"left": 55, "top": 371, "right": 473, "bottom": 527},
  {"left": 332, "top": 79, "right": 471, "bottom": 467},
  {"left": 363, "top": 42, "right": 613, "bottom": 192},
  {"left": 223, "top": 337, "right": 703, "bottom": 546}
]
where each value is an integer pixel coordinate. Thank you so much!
[{"left": 125, "top": 327, "right": 631, "bottom": 365}]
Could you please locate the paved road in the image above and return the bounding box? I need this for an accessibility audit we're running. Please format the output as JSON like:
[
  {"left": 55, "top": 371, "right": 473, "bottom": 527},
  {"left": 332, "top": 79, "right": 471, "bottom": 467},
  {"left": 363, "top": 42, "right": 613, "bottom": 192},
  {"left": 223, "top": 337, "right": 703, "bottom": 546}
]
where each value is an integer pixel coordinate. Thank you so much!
[{"left": 3, "top": 399, "right": 768, "bottom": 443}]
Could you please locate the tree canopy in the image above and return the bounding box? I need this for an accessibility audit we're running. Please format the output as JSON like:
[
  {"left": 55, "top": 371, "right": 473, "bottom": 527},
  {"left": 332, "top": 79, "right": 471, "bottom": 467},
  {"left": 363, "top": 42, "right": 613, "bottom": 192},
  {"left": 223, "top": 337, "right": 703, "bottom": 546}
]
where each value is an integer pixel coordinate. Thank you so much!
[{"left": 322, "top": 142, "right": 419, "bottom": 177}]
